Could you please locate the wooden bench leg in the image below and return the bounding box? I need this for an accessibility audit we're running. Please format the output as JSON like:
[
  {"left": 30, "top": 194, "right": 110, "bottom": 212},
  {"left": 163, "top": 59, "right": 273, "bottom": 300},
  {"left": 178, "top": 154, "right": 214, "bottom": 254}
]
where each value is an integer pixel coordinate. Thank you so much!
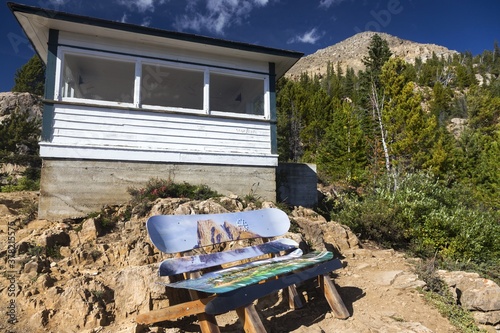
[
  {"left": 236, "top": 304, "right": 267, "bottom": 333},
  {"left": 287, "top": 285, "right": 304, "bottom": 309},
  {"left": 197, "top": 312, "right": 220, "bottom": 333},
  {"left": 187, "top": 289, "right": 221, "bottom": 333},
  {"left": 184, "top": 271, "right": 221, "bottom": 333},
  {"left": 319, "top": 275, "right": 350, "bottom": 319}
]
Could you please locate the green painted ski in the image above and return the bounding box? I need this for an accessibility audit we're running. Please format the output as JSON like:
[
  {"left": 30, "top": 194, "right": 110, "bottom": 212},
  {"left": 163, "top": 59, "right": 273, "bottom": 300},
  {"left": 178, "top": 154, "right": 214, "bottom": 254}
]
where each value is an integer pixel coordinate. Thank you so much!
[
  {"left": 164, "top": 250, "right": 333, "bottom": 294},
  {"left": 205, "top": 258, "right": 343, "bottom": 315}
]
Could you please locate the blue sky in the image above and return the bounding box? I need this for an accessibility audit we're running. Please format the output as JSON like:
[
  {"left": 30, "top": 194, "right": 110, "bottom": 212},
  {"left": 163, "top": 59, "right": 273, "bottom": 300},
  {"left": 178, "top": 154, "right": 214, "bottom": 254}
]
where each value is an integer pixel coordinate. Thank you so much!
[{"left": 1, "top": 0, "right": 499, "bottom": 93}]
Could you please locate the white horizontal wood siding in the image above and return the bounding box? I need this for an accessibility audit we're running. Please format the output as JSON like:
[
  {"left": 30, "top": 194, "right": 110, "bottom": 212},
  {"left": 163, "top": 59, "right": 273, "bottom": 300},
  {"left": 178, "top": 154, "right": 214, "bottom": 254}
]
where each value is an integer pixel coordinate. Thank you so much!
[{"left": 39, "top": 104, "right": 277, "bottom": 166}]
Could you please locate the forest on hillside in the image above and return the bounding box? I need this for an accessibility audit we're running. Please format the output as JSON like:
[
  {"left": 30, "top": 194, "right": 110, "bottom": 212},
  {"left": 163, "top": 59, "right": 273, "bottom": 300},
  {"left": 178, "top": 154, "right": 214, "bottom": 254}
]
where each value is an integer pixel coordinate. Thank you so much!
[{"left": 277, "top": 35, "right": 499, "bottom": 278}]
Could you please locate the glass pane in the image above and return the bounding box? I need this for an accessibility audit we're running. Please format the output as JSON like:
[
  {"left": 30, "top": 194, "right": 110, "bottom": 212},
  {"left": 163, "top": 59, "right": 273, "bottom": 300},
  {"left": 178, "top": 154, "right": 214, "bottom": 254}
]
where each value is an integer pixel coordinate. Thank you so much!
[
  {"left": 62, "top": 53, "right": 134, "bottom": 103},
  {"left": 141, "top": 64, "right": 203, "bottom": 109},
  {"left": 210, "top": 73, "right": 264, "bottom": 115}
]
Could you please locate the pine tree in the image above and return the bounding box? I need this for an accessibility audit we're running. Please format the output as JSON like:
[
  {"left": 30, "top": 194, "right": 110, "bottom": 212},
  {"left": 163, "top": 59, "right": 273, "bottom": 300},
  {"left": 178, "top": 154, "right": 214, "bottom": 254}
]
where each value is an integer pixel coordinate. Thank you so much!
[
  {"left": 12, "top": 55, "right": 45, "bottom": 96},
  {"left": 430, "top": 81, "right": 452, "bottom": 125},
  {"left": 380, "top": 58, "right": 438, "bottom": 175},
  {"left": 318, "top": 99, "right": 367, "bottom": 183},
  {"left": 0, "top": 107, "right": 41, "bottom": 181},
  {"left": 276, "top": 78, "right": 305, "bottom": 162},
  {"left": 362, "top": 34, "right": 392, "bottom": 85}
]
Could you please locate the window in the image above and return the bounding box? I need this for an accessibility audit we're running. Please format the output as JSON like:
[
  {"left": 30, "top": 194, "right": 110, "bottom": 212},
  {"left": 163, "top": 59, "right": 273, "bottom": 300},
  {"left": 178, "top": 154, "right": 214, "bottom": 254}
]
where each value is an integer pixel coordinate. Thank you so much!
[
  {"left": 62, "top": 53, "right": 135, "bottom": 103},
  {"left": 58, "top": 48, "right": 269, "bottom": 119},
  {"left": 210, "top": 73, "right": 264, "bottom": 116},
  {"left": 141, "top": 64, "right": 204, "bottom": 110}
]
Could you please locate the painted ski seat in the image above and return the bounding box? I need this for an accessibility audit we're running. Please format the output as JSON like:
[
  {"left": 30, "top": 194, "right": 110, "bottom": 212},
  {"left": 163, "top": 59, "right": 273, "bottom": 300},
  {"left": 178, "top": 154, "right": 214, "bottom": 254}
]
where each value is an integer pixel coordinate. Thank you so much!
[{"left": 137, "top": 208, "right": 349, "bottom": 333}]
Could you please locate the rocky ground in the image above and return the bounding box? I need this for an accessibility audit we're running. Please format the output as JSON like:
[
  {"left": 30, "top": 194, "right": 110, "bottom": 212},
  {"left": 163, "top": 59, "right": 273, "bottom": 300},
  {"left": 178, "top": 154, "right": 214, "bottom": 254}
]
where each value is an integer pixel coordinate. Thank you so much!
[{"left": 0, "top": 191, "right": 498, "bottom": 333}]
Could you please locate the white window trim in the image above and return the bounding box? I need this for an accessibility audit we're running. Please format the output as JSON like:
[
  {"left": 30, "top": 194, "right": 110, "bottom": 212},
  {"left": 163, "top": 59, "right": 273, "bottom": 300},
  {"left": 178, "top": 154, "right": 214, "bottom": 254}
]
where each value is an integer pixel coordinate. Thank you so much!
[{"left": 55, "top": 46, "right": 271, "bottom": 120}]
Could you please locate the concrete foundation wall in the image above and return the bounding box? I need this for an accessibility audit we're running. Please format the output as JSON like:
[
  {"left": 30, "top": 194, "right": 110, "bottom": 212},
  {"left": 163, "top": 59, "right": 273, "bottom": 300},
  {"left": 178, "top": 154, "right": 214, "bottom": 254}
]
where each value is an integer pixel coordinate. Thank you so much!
[
  {"left": 39, "top": 159, "right": 276, "bottom": 220},
  {"left": 277, "top": 163, "right": 317, "bottom": 208}
]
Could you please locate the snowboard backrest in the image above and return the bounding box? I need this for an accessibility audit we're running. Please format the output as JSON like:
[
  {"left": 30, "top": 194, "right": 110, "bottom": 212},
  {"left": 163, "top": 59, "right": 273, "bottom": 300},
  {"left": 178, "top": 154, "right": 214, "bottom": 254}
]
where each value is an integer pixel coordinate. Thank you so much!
[{"left": 146, "top": 208, "right": 290, "bottom": 254}]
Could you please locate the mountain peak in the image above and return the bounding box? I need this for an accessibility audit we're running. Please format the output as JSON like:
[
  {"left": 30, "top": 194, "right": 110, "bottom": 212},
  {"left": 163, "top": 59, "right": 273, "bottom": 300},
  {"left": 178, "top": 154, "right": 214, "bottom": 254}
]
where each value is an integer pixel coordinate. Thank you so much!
[{"left": 286, "top": 32, "right": 458, "bottom": 78}]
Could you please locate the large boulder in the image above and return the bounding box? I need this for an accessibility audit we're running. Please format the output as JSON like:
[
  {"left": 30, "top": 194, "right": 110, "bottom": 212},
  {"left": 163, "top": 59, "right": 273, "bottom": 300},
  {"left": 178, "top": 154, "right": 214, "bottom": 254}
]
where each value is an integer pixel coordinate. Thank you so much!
[
  {"left": 438, "top": 270, "right": 500, "bottom": 328},
  {"left": 291, "top": 206, "right": 360, "bottom": 255}
]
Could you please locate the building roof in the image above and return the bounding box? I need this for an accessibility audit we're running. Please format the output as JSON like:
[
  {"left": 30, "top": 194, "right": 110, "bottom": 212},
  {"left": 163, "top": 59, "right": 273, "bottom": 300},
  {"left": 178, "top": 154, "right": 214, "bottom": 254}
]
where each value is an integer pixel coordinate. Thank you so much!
[{"left": 8, "top": 2, "right": 303, "bottom": 79}]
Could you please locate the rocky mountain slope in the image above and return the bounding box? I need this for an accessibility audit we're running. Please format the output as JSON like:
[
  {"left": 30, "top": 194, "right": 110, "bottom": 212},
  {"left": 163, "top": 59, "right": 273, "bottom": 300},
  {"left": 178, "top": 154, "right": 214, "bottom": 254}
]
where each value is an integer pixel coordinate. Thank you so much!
[
  {"left": 286, "top": 31, "right": 459, "bottom": 79},
  {"left": 1, "top": 192, "right": 499, "bottom": 333}
]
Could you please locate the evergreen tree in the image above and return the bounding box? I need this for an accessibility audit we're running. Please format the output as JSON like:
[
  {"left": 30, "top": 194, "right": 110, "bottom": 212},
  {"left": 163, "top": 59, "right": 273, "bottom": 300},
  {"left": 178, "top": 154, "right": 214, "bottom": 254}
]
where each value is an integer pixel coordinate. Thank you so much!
[
  {"left": 430, "top": 81, "right": 453, "bottom": 125},
  {"left": 318, "top": 99, "right": 367, "bottom": 183},
  {"left": 380, "top": 58, "right": 438, "bottom": 175},
  {"left": 492, "top": 40, "right": 500, "bottom": 77},
  {"left": 300, "top": 85, "right": 334, "bottom": 162},
  {"left": 0, "top": 108, "right": 41, "bottom": 180},
  {"left": 362, "top": 34, "right": 392, "bottom": 84},
  {"left": 276, "top": 78, "right": 305, "bottom": 162},
  {"left": 467, "top": 86, "right": 500, "bottom": 136},
  {"left": 12, "top": 54, "right": 45, "bottom": 96}
]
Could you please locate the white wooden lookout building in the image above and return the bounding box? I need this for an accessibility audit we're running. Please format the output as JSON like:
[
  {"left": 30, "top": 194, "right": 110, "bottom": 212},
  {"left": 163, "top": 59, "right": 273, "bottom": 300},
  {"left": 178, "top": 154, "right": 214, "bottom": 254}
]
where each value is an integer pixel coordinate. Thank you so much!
[{"left": 9, "top": 2, "right": 303, "bottom": 220}]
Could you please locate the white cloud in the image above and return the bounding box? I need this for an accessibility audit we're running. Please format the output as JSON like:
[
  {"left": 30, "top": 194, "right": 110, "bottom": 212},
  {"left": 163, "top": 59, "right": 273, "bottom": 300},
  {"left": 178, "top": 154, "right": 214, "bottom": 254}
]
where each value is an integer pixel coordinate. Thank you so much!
[
  {"left": 175, "top": 0, "right": 270, "bottom": 35},
  {"left": 48, "top": 0, "right": 68, "bottom": 4},
  {"left": 288, "top": 28, "right": 323, "bottom": 44},
  {"left": 319, "top": 0, "right": 346, "bottom": 9},
  {"left": 42, "top": 0, "right": 69, "bottom": 10},
  {"left": 117, "top": 0, "right": 168, "bottom": 13},
  {"left": 141, "top": 16, "right": 152, "bottom": 27},
  {"left": 120, "top": 13, "right": 128, "bottom": 23}
]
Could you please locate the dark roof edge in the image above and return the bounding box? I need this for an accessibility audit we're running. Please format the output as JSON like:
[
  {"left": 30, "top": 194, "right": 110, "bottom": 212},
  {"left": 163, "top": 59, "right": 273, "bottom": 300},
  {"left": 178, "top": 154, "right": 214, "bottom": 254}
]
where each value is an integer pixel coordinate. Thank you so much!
[{"left": 7, "top": 2, "right": 303, "bottom": 59}]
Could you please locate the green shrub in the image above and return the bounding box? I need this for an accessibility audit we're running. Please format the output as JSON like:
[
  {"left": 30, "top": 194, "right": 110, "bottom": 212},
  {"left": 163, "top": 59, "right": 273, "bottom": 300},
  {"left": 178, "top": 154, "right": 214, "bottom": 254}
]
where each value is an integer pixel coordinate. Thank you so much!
[
  {"left": 86, "top": 205, "right": 132, "bottom": 232},
  {"left": 1, "top": 176, "right": 40, "bottom": 192},
  {"left": 333, "top": 172, "right": 500, "bottom": 266},
  {"left": 129, "top": 178, "right": 219, "bottom": 202},
  {"left": 128, "top": 178, "right": 220, "bottom": 216},
  {"left": 422, "top": 290, "right": 487, "bottom": 333}
]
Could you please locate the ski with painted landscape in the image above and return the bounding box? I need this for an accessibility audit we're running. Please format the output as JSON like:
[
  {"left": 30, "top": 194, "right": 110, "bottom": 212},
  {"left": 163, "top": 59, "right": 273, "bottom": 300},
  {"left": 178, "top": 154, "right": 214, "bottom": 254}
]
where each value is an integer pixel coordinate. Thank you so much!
[
  {"left": 159, "top": 238, "right": 299, "bottom": 276},
  {"left": 205, "top": 258, "right": 343, "bottom": 315},
  {"left": 165, "top": 250, "right": 334, "bottom": 294}
]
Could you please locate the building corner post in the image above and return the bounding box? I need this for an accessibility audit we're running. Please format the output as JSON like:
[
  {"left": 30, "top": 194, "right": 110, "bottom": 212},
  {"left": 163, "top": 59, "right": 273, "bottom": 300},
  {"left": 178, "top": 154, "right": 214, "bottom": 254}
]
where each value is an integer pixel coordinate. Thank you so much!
[{"left": 42, "top": 29, "right": 59, "bottom": 142}]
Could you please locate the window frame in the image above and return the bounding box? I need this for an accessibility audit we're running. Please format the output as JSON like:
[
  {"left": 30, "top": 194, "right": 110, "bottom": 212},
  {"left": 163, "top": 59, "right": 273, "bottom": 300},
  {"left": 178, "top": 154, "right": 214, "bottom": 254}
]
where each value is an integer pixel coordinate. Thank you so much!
[
  {"left": 55, "top": 47, "right": 271, "bottom": 120},
  {"left": 56, "top": 47, "right": 138, "bottom": 108}
]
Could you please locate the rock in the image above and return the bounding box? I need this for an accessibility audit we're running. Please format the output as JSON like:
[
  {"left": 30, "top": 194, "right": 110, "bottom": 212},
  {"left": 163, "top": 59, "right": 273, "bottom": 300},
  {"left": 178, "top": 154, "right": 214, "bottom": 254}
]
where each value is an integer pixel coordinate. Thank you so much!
[
  {"left": 437, "top": 269, "right": 500, "bottom": 331},
  {"left": 0, "top": 203, "right": 12, "bottom": 216},
  {"left": 195, "top": 199, "right": 229, "bottom": 214},
  {"left": 79, "top": 218, "right": 102, "bottom": 243},
  {"left": 112, "top": 265, "right": 167, "bottom": 321},
  {"left": 371, "top": 270, "right": 404, "bottom": 286},
  {"left": 438, "top": 270, "right": 500, "bottom": 312},
  {"left": 150, "top": 198, "right": 189, "bottom": 216},
  {"left": 461, "top": 280, "right": 500, "bottom": 311},
  {"left": 38, "top": 228, "right": 70, "bottom": 248},
  {"left": 34, "top": 273, "right": 56, "bottom": 290},
  {"left": 473, "top": 310, "right": 500, "bottom": 325},
  {"left": 23, "top": 259, "right": 43, "bottom": 274},
  {"left": 291, "top": 208, "right": 360, "bottom": 255},
  {"left": 0, "top": 92, "right": 42, "bottom": 118},
  {"left": 392, "top": 272, "right": 427, "bottom": 289},
  {"left": 447, "top": 118, "right": 468, "bottom": 139}
]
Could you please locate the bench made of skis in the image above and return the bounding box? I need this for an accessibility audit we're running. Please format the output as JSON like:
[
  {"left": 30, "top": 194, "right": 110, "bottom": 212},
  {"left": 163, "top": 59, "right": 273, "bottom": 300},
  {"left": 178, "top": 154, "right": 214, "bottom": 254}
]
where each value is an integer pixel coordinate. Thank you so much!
[{"left": 137, "top": 208, "right": 349, "bottom": 333}]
